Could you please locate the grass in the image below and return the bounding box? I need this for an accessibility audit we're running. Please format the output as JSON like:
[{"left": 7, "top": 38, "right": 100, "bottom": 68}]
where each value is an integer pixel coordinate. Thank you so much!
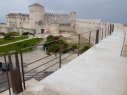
[
  {"left": 0, "top": 36, "right": 28, "bottom": 45},
  {"left": 0, "top": 38, "right": 43, "bottom": 54}
]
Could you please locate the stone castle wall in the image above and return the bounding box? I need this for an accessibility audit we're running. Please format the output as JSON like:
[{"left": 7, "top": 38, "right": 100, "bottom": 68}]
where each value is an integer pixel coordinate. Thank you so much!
[{"left": 44, "top": 12, "right": 71, "bottom": 25}]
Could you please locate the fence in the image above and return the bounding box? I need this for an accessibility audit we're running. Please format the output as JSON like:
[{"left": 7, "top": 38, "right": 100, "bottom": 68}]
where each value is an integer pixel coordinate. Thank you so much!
[
  {"left": 0, "top": 53, "right": 11, "bottom": 95},
  {"left": 0, "top": 24, "right": 114, "bottom": 95}
]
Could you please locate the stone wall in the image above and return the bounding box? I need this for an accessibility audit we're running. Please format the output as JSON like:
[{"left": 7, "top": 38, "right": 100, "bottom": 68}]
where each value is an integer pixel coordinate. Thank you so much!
[
  {"left": 48, "top": 24, "right": 59, "bottom": 34},
  {"left": 44, "top": 12, "right": 71, "bottom": 25},
  {"left": 0, "top": 27, "right": 34, "bottom": 35},
  {"left": 0, "top": 24, "right": 7, "bottom": 27},
  {"left": 122, "top": 27, "right": 127, "bottom": 57},
  {"left": 59, "top": 24, "right": 74, "bottom": 32}
]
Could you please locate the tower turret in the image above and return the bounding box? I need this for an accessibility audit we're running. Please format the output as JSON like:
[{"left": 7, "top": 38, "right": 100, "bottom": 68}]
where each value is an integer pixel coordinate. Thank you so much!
[{"left": 29, "top": 3, "right": 44, "bottom": 29}]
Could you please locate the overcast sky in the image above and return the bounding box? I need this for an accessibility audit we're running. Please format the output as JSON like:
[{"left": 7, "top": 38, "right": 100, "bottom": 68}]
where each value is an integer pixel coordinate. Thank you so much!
[{"left": 0, "top": 0, "right": 127, "bottom": 25}]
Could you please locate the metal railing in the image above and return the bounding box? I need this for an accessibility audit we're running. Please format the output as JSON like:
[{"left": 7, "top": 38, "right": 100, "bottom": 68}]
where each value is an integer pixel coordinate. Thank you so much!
[
  {"left": 19, "top": 24, "right": 114, "bottom": 90},
  {"left": 0, "top": 24, "right": 114, "bottom": 94},
  {"left": 0, "top": 53, "right": 11, "bottom": 95}
]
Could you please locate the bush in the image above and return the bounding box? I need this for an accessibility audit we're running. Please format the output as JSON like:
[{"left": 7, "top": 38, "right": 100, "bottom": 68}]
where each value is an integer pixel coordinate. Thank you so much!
[
  {"left": 0, "top": 32, "right": 5, "bottom": 36},
  {"left": 32, "top": 43, "right": 35, "bottom": 46},
  {"left": 4, "top": 33, "right": 13, "bottom": 40},
  {"left": 62, "top": 48, "right": 69, "bottom": 54},
  {"left": 29, "top": 47, "right": 32, "bottom": 51},
  {"left": 69, "top": 47, "right": 74, "bottom": 51},
  {"left": 47, "top": 43, "right": 59, "bottom": 52},
  {"left": 47, "top": 35, "right": 54, "bottom": 40},
  {"left": 83, "top": 46, "right": 89, "bottom": 51},
  {"left": 62, "top": 42, "right": 68, "bottom": 48},
  {"left": 69, "top": 44, "right": 77, "bottom": 51},
  {"left": 9, "top": 32, "right": 20, "bottom": 36},
  {"left": 23, "top": 43, "right": 27, "bottom": 47},
  {"left": 46, "top": 52, "right": 51, "bottom": 55},
  {"left": 82, "top": 46, "right": 90, "bottom": 53},
  {"left": 71, "top": 44, "right": 77, "bottom": 49},
  {"left": 22, "top": 32, "right": 33, "bottom": 35}
]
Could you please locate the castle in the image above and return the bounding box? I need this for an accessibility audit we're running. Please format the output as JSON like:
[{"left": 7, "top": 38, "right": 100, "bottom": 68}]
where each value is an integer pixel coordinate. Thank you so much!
[
  {"left": 0, "top": 3, "right": 125, "bottom": 35},
  {"left": 0, "top": 3, "right": 76, "bottom": 34}
]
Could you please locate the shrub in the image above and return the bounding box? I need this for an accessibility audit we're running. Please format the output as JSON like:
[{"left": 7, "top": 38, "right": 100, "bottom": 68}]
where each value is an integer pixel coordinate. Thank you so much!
[
  {"left": 71, "top": 44, "right": 77, "bottom": 49},
  {"left": 32, "top": 43, "right": 35, "bottom": 46},
  {"left": 9, "top": 32, "right": 20, "bottom": 36},
  {"left": 17, "top": 42, "right": 20, "bottom": 45},
  {"left": 82, "top": 46, "right": 90, "bottom": 53},
  {"left": 69, "top": 47, "right": 74, "bottom": 51},
  {"left": 62, "top": 42, "right": 68, "bottom": 48},
  {"left": 53, "top": 36, "right": 59, "bottom": 40},
  {"left": 46, "top": 52, "right": 51, "bottom": 55},
  {"left": 83, "top": 46, "right": 89, "bottom": 51},
  {"left": 0, "top": 32, "right": 5, "bottom": 36},
  {"left": 69, "top": 44, "right": 77, "bottom": 51},
  {"left": 47, "top": 43, "right": 59, "bottom": 52},
  {"left": 47, "top": 35, "right": 54, "bottom": 40},
  {"left": 23, "top": 43, "right": 27, "bottom": 47},
  {"left": 22, "top": 32, "right": 30, "bottom": 35},
  {"left": 29, "top": 48, "right": 32, "bottom": 51},
  {"left": 54, "top": 47, "right": 60, "bottom": 53},
  {"left": 62, "top": 48, "right": 69, "bottom": 54},
  {"left": 4, "top": 33, "right": 13, "bottom": 40}
]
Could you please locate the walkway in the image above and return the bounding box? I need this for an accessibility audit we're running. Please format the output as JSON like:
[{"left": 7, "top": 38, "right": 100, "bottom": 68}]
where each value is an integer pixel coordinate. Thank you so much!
[
  {"left": 0, "top": 38, "right": 33, "bottom": 47},
  {"left": 2, "top": 29, "right": 127, "bottom": 95},
  {"left": 39, "top": 29, "right": 127, "bottom": 95}
]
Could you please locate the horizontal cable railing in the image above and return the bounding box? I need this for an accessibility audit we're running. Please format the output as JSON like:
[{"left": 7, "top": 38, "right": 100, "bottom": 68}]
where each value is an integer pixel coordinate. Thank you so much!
[{"left": 0, "top": 24, "right": 114, "bottom": 94}]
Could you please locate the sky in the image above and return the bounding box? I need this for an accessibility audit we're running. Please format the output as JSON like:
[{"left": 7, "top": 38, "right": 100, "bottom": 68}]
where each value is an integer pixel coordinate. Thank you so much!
[{"left": 0, "top": 0, "right": 127, "bottom": 25}]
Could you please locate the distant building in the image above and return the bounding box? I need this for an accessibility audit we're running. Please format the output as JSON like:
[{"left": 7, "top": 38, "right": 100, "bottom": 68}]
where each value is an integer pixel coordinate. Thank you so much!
[{"left": 4, "top": 3, "right": 76, "bottom": 34}]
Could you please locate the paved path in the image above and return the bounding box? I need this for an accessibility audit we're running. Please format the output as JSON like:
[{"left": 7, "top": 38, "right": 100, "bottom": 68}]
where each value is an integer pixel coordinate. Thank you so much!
[
  {"left": 0, "top": 38, "right": 34, "bottom": 47},
  {"left": 38, "top": 29, "right": 127, "bottom": 95}
]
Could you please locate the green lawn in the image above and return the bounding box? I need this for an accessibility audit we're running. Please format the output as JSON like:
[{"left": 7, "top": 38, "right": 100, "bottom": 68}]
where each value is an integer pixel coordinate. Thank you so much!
[
  {"left": 0, "top": 36, "right": 28, "bottom": 45},
  {"left": 0, "top": 38, "right": 43, "bottom": 54}
]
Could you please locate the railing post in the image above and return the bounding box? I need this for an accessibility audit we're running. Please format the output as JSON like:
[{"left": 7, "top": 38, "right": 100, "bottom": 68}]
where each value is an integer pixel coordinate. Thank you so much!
[
  {"left": 109, "top": 26, "right": 110, "bottom": 35},
  {"left": 110, "top": 24, "right": 112, "bottom": 34},
  {"left": 112, "top": 24, "right": 114, "bottom": 32},
  {"left": 89, "top": 31, "right": 91, "bottom": 47},
  {"left": 20, "top": 50, "right": 26, "bottom": 90},
  {"left": 95, "top": 29, "right": 99, "bottom": 44},
  {"left": 105, "top": 27, "right": 107, "bottom": 38},
  {"left": 3, "top": 54, "right": 11, "bottom": 95},
  {"left": 59, "top": 40, "right": 62, "bottom": 68},
  {"left": 78, "top": 34, "right": 81, "bottom": 56},
  {"left": 8, "top": 51, "right": 23, "bottom": 94},
  {"left": 102, "top": 28, "right": 103, "bottom": 40}
]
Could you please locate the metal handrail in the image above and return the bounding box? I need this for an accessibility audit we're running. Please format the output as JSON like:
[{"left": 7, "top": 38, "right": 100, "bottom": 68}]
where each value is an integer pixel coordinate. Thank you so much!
[
  {"left": 24, "top": 56, "right": 59, "bottom": 74},
  {"left": 19, "top": 24, "right": 114, "bottom": 91},
  {"left": 0, "top": 53, "right": 11, "bottom": 95},
  {"left": 25, "top": 61, "right": 59, "bottom": 81}
]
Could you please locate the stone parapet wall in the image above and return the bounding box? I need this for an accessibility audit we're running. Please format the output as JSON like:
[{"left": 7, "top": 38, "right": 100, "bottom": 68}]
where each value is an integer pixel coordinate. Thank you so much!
[
  {"left": 122, "top": 27, "right": 127, "bottom": 57},
  {"left": 44, "top": 12, "right": 73, "bottom": 24},
  {"left": 0, "top": 27, "right": 34, "bottom": 35},
  {"left": 0, "top": 24, "right": 7, "bottom": 27}
]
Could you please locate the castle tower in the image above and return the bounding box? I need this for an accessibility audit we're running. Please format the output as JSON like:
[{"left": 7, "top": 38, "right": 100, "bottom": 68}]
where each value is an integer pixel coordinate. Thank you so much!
[
  {"left": 29, "top": 3, "right": 44, "bottom": 29},
  {"left": 71, "top": 12, "right": 76, "bottom": 21},
  {"left": 16, "top": 13, "right": 22, "bottom": 28},
  {"left": 70, "top": 12, "right": 76, "bottom": 29}
]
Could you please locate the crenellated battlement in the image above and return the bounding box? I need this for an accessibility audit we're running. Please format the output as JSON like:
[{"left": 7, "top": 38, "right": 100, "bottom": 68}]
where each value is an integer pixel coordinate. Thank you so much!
[
  {"left": 44, "top": 12, "right": 70, "bottom": 17},
  {"left": 44, "top": 12, "right": 72, "bottom": 24}
]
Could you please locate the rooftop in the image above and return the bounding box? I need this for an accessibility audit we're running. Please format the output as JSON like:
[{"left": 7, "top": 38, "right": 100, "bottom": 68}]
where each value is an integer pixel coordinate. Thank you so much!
[{"left": 29, "top": 3, "right": 43, "bottom": 7}]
